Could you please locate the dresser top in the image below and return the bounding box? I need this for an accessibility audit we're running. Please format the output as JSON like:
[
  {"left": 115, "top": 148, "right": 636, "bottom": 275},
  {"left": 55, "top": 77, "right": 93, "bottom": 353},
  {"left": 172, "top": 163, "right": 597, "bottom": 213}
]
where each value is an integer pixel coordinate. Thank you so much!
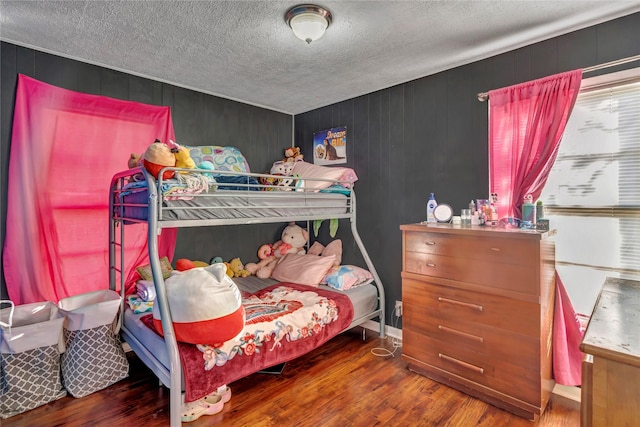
[
  {"left": 400, "top": 223, "right": 554, "bottom": 240},
  {"left": 580, "top": 277, "right": 640, "bottom": 367}
]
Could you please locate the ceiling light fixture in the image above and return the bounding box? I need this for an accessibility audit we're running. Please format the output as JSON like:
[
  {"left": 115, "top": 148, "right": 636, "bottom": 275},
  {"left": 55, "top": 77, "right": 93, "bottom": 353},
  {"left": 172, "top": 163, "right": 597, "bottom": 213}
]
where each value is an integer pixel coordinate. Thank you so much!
[{"left": 286, "top": 4, "right": 332, "bottom": 44}]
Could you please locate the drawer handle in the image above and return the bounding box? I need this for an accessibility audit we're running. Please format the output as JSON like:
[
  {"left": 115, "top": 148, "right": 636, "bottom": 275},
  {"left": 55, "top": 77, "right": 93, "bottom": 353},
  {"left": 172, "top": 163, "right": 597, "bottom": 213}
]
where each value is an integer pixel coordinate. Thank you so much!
[
  {"left": 439, "top": 353, "right": 484, "bottom": 374},
  {"left": 426, "top": 263, "right": 436, "bottom": 267},
  {"left": 490, "top": 247, "right": 500, "bottom": 252},
  {"left": 425, "top": 241, "right": 436, "bottom": 246},
  {"left": 438, "top": 325, "right": 484, "bottom": 343},
  {"left": 438, "top": 297, "right": 484, "bottom": 312}
]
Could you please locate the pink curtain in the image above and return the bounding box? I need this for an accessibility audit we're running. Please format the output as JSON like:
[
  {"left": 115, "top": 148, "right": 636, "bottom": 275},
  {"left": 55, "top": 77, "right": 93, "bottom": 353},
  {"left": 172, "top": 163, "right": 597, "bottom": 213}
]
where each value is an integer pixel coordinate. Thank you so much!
[
  {"left": 488, "top": 70, "right": 584, "bottom": 386},
  {"left": 553, "top": 274, "right": 585, "bottom": 385},
  {"left": 488, "top": 69, "right": 582, "bottom": 219},
  {"left": 3, "top": 74, "right": 177, "bottom": 305}
]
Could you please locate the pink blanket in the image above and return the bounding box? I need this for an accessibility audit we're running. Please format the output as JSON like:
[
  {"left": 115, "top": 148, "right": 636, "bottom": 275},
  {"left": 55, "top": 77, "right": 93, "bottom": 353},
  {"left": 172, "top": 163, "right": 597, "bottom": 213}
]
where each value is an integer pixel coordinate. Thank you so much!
[{"left": 141, "top": 283, "right": 354, "bottom": 401}]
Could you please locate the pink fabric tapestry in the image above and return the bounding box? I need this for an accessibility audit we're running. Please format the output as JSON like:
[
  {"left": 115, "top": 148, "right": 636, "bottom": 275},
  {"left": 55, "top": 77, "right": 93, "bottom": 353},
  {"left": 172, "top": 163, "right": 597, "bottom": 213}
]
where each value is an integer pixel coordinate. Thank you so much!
[
  {"left": 488, "top": 69, "right": 582, "bottom": 219},
  {"left": 3, "top": 74, "right": 177, "bottom": 305}
]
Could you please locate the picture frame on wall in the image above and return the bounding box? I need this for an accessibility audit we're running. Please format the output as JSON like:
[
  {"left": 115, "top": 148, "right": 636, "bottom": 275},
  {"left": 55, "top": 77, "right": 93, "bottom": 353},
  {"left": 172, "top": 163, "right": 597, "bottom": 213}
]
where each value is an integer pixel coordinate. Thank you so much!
[{"left": 313, "top": 126, "right": 347, "bottom": 165}]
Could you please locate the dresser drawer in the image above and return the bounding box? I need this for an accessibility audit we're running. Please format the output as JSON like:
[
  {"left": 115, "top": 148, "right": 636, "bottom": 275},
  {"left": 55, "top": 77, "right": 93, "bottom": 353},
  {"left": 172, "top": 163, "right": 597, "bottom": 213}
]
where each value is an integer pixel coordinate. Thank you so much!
[
  {"left": 404, "top": 231, "right": 539, "bottom": 265},
  {"left": 402, "top": 278, "right": 539, "bottom": 336},
  {"left": 403, "top": 300, "right": 539, "bottom": 369},
  {"left": 403, "top": 329, "right": 541, "bottom": 405},
  {"left": 404, "top": 251, "right": 538, "bottom": 294}
]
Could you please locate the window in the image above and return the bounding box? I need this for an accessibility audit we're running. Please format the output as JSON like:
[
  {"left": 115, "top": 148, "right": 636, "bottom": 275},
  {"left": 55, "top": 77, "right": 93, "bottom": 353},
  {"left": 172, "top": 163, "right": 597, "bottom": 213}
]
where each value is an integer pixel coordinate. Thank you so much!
[{"left": 540, "top": 68, "right": 640, "bottom": 316}]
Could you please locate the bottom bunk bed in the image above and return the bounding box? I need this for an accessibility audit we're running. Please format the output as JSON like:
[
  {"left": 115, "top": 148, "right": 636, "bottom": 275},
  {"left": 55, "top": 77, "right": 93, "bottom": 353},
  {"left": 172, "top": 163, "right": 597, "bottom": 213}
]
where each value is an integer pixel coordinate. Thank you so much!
[{"left": 121, "top": 276, "right": 380, "bottom": 402}]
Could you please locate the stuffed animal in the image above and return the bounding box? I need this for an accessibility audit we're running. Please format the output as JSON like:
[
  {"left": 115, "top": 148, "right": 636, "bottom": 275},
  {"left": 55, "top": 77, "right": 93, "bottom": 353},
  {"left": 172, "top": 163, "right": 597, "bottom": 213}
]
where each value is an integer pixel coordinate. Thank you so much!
[
  {"left": 169, "top": 140, "right": 196, "bottom": 172},
  {"left": 176, "top": 258, "right": 209, "bottom": 271},
  {"left": 128, "top": 153, "right": 142, "bottom": 169},
  {"left": 229, "top": 257, "right": 251, "bottom": 278},
  {"left": 222, "top": 261, "right": 234, "bottom": 277},
  {"left": 152, "top": 263, "right": 244, "bottom": 345},
  {"left": 284, "top": 146, "right": 303, "bottom": 163},
  {"left": 143, "top": 140, "right": 175, "bottom": 180},
  {"left": 198, "top": 160, "right": 215, "bottom": 178},
  {"left": 176, "top": 258, "right": 196, "bottom": 271},
  {"left": 245, "top": 222, "right": 308, "bottom": 279}
]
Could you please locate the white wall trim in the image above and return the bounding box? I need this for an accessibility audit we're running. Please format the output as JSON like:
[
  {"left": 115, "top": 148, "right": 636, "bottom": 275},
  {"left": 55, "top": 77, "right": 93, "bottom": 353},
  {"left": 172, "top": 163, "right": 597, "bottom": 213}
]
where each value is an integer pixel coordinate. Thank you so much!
[
  {"left": 361, "top": 320, "right": 402, "bottom": 341},
  {"left": 552, "top": 384, "right": 581, "bottom": 402}
]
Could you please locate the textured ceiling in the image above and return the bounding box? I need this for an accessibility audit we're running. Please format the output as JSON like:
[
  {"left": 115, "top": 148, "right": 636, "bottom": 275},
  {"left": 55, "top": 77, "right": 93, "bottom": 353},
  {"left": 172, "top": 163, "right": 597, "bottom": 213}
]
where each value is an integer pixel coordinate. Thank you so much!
[{"left": 1, "top": 1, "right": 640, "bottom": 114}]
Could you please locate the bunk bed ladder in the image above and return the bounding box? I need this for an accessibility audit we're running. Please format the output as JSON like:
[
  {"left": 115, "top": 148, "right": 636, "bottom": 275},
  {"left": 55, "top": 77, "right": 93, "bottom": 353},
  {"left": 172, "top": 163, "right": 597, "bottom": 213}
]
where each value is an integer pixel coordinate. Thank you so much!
[{"left": 146, "top": 178, "right": 183, "bottom": 427}]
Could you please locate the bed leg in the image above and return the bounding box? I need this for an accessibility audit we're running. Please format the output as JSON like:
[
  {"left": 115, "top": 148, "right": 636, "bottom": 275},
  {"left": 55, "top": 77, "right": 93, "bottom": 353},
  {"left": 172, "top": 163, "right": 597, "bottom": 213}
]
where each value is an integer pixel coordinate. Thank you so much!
[{"left": 362, "top": 328, "right": 366, "bottom": 341}]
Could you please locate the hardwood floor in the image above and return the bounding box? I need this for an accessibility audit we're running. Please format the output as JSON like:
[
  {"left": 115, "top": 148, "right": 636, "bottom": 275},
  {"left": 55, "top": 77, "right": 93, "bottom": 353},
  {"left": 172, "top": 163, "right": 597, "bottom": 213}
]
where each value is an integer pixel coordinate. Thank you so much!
[{"left": 4, "top": 327, "right": 580, "bottom": 426}]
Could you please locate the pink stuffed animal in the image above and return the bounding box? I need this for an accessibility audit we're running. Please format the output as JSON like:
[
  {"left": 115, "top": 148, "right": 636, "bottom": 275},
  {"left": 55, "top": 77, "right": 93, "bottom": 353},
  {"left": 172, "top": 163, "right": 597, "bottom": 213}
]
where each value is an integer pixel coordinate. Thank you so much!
[{"left": 245, "top": 223, "right": 308, "bottom": 279}]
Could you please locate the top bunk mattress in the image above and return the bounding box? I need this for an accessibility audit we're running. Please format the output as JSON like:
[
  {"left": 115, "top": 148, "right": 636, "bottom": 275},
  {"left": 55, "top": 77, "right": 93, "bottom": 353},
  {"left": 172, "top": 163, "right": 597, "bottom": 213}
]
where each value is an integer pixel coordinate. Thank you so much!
[{"left": 121, "top": 189, "right": 349, "bottom": 222}]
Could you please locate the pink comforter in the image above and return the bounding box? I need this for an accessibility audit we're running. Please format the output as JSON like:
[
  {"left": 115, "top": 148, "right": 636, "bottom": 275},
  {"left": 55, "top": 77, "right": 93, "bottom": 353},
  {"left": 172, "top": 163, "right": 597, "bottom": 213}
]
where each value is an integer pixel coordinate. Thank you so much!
[{"left": 141, "top": 283, "right": 354, "bottom": 402}]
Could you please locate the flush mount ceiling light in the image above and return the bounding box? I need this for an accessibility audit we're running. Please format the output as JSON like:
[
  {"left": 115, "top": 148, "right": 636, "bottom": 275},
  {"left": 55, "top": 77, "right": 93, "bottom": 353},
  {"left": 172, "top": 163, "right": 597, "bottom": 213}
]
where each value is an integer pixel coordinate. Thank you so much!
[{"left": 286, "top": 4, "right": 332, "bottom": 44}]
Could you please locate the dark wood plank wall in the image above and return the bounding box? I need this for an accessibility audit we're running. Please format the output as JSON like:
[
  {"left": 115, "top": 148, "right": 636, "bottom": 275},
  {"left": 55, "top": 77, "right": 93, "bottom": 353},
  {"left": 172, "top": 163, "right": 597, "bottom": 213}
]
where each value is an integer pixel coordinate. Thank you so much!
[
  {"left": 2, "top": 13, "right": 639, "bottom": 326},
  {"left": 294, "top": 12, "right": 640, "bottom": 325}
]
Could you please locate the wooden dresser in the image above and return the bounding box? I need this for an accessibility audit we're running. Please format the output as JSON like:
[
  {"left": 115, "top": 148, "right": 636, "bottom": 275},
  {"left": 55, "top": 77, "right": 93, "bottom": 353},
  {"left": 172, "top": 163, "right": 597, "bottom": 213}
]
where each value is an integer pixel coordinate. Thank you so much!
[
  {"left": 400, "top": 223, "right": 556, "bottom": 420},
  {"left": 580, "top": 277, "right": 640, "bottom": 427}
]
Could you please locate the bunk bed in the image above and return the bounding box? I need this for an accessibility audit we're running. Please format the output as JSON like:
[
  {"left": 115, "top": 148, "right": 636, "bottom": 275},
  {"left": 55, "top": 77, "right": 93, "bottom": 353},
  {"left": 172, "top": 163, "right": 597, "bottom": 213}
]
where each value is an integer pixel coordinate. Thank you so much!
[{"left": 109, "top": 160, "right": 386, "bottom": 426}]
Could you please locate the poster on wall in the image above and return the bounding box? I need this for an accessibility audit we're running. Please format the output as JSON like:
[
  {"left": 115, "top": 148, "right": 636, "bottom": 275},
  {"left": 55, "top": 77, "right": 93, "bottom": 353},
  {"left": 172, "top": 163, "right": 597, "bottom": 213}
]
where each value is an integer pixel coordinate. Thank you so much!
[{"left": 313, "top": 126, "right": 347, "bottom": 165}]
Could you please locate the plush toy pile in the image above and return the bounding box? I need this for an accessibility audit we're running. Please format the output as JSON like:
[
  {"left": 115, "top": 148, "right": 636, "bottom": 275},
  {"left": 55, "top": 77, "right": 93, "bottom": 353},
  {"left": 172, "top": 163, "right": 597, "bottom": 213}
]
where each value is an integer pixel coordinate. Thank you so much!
[
  {"left": 258, "top": 147, "right": 304, "bottom": 191},
  {"left": 284, "top": 146, "right": 303, "bottom": 162}
]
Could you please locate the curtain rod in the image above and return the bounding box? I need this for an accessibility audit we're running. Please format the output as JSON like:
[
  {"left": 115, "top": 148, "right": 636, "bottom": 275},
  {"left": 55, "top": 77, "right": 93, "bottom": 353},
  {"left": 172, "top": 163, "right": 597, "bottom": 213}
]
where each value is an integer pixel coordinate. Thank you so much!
[{"left": 475, "top": 54, "right": 640, "bottom": 102}]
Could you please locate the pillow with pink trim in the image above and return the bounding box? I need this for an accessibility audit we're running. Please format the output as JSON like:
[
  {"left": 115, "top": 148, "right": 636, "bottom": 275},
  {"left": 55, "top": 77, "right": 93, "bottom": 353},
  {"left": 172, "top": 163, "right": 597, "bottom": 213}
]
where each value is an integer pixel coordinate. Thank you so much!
[
  {"left": 322, "top": 265, "right": 373, "bottom": 290},
  {"left": 292, "top": 161, "right": 358, "bottom": 191}
]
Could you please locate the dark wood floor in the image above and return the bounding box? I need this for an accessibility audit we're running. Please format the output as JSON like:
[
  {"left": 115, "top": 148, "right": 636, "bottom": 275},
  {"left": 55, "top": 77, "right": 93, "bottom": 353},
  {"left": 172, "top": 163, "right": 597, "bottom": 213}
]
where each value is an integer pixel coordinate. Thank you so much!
[{"left": 4, "top": 327, "right": 580, "bottom": 426}]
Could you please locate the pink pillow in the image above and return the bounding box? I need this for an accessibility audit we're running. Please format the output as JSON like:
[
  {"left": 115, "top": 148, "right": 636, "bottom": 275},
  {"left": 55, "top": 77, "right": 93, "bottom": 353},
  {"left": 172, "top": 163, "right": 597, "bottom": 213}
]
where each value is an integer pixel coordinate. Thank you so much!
[
  {"left": 271, "top": 253, "right": 336, "bottom": 287},
  {"left": 307, "top": 241, "right": 325, "bottom": 256},
  {"left": 322, "top": 240, "right": 342, "bottom": 266},
  {"left": 306, "top": 240, "right": 342, "bottom": 266},
  {"left": 292, "top": 161, "right": 354, "bottom": 191}
]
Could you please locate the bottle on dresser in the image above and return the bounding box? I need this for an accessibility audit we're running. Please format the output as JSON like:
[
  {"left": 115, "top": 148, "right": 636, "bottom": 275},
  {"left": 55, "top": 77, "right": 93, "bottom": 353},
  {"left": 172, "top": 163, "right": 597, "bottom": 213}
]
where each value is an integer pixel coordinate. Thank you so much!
[{"left": 426, "top": 193, "right": 438, "bottom": 223}]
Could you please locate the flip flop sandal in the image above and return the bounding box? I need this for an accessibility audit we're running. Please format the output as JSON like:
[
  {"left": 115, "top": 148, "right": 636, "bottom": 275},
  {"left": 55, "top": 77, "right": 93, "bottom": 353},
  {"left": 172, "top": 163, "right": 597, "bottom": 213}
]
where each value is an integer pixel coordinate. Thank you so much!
[{"left": 181, "top": 397, "right": 223, "bottom": 423}]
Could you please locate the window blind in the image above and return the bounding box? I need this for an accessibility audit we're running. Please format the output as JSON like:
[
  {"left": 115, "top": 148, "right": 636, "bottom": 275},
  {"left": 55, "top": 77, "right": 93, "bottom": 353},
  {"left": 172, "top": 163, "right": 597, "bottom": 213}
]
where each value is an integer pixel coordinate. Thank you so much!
[{"left": 540, "top": 71, "right": 640, "bottom": 315}]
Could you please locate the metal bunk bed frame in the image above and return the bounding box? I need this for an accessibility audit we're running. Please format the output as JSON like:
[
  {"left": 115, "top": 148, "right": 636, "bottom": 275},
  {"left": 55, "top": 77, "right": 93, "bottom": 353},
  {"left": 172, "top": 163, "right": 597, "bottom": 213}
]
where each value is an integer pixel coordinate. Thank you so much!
[{"left": 109, "top": 167, "right": 386, "bottom": 427}]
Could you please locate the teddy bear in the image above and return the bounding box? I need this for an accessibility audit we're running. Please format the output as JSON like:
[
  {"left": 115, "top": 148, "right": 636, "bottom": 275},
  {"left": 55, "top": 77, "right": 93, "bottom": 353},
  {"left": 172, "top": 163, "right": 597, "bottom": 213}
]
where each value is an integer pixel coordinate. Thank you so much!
[
  {"left": 284, "top": 146, "right": 303, "bottom": 163},
  {"left": 128, "top": 152, "right": 142, "bottom": 169},
  {"left": 245, "top": 222, "right": 308, "bottom": 279},
  {"left": 229, "top": 257, "right": 251, "bottom": 278}
]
